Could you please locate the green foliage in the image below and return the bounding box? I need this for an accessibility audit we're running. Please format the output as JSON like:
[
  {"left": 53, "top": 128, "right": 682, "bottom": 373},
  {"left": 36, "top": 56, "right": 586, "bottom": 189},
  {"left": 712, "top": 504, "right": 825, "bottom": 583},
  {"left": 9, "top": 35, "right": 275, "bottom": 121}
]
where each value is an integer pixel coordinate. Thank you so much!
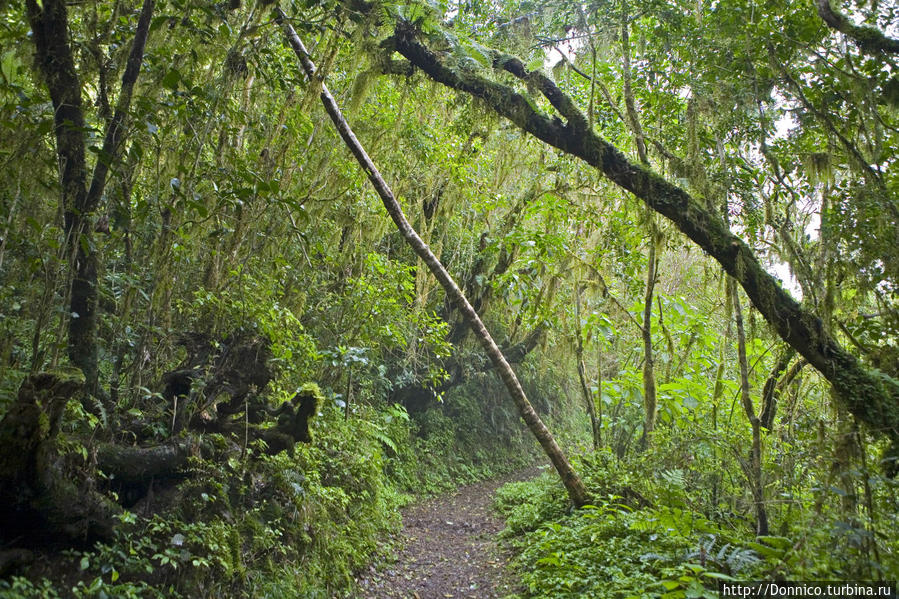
[
  {"left": 1, "top": 398, "right": 414, "bottom": 598},
  {"left": 495, "top": 458, "right": 767, "bottom": 598},
  {"left": 497, "top": 423, "right": 899, "bottom": 596},
  {"left": 0, "top": 576, "right": 162, "bottom": 599},
  {"left": 2, "top": 0, "right": 899, "bottom": 595}
]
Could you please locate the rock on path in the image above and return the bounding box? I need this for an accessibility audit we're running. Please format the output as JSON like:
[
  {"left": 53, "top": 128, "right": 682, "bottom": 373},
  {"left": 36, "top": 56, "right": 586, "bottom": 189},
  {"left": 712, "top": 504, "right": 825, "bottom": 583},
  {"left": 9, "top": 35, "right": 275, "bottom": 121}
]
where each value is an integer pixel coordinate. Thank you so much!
[{"left": 355, "top": 466, "right": 545, "bottom": 599}]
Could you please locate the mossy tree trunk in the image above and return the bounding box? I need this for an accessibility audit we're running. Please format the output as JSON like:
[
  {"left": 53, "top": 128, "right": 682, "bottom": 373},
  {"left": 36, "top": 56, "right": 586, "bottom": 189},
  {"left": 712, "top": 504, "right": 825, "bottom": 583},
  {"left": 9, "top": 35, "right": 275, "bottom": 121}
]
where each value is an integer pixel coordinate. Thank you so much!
[
  {"left": 276, "top": 10, "right": 590, "bottom": 507},
  {"left": 621, "top": 2, "right": 659, "bottom": 451},
  {"left": 389, "top": 22, "right": 899, "bottom": 470},
  {"left": 639, "top": 227, "right": 659, "bottom": 450},
  {"left": 25, "top": 0, "right": 155, "bottom": 399}
]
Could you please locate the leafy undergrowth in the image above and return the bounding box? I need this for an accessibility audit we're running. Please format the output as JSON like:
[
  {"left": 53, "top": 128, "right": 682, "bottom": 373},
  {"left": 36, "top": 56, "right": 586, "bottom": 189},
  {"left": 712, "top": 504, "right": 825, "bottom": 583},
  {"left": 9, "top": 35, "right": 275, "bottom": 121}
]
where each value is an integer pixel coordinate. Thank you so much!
[
  {"left": 495, "top": 449, "right": 898, "bottom": 599},
  {"left": 0, "top": 373, "right": 562, "bottom": 598},
  {"left": 1, "top": 401, "right": 408, "bottom": 599}
]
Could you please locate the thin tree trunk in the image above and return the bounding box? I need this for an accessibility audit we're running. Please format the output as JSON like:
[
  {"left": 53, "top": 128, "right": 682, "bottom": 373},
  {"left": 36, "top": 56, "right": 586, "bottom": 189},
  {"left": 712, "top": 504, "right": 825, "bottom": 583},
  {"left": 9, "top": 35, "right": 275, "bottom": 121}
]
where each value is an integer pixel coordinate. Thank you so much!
[
  {"left": 575, "top": 281, "right": 600, "bottom": 450},
  {"left": 711, "top": 277, "right": 733, "bottom": 512},
  {"left": 730, "top": 278, "right": 769, "bottom": 537},
  {"left": 640, "top": 229, "right": 658, "bottom": 450},
  {"left": 276, "top": 11, "right": 589, "bottom": 507},
  {"left": 621, "top": 0, "right": 648, "bottom": 165},
  {"left": 596, "top": 340, "right": 603, "bottom": 448},
  {"left": 26, "top": 0, "right": 155, "bottom": 398},
  {"left": 760, "top": 348, "right": 795, "bottom": 430},
  {"left": 620, "top": 8, "right": 659, "bottom": 451}
]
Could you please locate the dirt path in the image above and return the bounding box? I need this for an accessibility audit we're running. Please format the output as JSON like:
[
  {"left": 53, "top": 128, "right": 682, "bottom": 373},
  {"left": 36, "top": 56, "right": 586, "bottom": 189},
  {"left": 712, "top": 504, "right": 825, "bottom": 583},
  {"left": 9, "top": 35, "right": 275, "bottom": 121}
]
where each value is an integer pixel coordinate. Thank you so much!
[{"left": 355, "top": 466, "right": 545, "bottom": 599}]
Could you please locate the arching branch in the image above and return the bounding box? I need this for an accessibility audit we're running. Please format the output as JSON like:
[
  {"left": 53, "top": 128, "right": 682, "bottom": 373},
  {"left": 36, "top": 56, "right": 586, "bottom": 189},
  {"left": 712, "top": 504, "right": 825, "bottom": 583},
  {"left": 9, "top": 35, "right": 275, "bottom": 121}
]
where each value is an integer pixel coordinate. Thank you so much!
[
  {"left": 389, "top": 20, "right": 899, "bottom": 470},
  {"left": 817, "top": 0, "right": 899, "bottom": 56}
]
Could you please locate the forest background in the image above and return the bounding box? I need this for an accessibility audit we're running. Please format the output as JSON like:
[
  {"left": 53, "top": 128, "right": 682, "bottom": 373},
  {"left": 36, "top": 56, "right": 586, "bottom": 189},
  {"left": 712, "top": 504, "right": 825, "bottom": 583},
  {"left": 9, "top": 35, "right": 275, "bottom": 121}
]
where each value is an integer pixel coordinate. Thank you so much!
[{"left": 0, "top": 0, "right": 898, "bottom": 596}]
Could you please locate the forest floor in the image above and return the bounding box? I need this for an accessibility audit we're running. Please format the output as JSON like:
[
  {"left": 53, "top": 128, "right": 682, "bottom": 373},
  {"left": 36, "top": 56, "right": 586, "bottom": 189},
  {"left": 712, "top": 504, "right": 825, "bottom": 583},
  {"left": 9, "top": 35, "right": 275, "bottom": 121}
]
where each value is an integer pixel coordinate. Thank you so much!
[{"left": 355, "top": 465, "right": 546, "bottom": 599}]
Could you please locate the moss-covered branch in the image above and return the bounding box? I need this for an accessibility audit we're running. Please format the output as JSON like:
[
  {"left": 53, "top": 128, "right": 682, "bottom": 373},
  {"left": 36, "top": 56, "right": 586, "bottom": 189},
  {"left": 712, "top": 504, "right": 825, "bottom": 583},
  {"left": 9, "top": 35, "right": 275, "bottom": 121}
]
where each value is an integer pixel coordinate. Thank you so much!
[
  {"left": 816, "top": 0, "right": 899, "bottom": 56},
  {"left": 390, "top": 21, "right": 899, "bottom": 470}
]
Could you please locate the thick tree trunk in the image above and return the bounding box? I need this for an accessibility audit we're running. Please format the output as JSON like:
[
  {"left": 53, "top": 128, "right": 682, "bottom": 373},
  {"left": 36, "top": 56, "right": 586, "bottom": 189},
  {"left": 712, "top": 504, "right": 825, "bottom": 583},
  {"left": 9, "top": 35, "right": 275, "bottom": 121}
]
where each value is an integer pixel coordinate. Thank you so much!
[
  {"left": 26, "top": 0, "right": 155, "bottom": 397},
  {"left": 389, "top": 23, "right": 899, "bottom": 471},
  {"left": 276, "top": 11, "right": 589, "bottom": 507},
  {"left": 26, "top": 0, "right": 93, "bottom": 386}
]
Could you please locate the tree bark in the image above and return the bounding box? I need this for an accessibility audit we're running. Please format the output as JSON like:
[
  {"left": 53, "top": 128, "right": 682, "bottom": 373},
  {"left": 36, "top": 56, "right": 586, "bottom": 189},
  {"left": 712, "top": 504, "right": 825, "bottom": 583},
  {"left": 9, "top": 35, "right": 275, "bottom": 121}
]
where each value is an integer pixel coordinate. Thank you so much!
[
  {"left": 388, "top": 23, "right": 899, "bottom": 471},
  {"left": 26, "top": 0, "right": 155, "bottom": 397},
  {"left": 275, "top": 10, "right": 589, "bottom": 507}
]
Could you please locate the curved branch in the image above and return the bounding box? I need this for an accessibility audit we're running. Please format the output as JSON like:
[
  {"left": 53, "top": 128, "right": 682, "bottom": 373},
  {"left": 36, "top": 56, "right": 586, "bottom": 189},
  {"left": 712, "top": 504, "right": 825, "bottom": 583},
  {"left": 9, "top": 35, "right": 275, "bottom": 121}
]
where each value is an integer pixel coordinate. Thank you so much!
[
  {"left": 817, "top": 0, "right": 899, "bottom": 56},
  {"left": 390, "top": 21, "right": 899, "bottom": 468}
]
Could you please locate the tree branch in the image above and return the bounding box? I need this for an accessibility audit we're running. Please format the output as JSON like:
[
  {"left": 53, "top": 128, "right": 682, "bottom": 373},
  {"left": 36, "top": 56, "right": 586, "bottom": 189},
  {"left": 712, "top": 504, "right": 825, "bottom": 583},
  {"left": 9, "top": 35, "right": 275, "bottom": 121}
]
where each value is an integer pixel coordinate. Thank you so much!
[
  {"left": 817, "top": 0, "right": 899, "bottom": 56},
  {"left": 390, "top": 20, "right": 899, "bottom": 469},
  {"left": 86, "top": 0, "right": 156, "bottom": 212}
]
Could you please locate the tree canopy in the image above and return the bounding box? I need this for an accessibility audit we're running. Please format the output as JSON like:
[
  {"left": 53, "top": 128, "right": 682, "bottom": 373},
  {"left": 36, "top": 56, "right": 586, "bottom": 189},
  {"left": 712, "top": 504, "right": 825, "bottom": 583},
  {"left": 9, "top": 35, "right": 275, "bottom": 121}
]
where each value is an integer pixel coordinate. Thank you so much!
[{"left": 1, "top": 0, "right": 897, "bottom": 595}]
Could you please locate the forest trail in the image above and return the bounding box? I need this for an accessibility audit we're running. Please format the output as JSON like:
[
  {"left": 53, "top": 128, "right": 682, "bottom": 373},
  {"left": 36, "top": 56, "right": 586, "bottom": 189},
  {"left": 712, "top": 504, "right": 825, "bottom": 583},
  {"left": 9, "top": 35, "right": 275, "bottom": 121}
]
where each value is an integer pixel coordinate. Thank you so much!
[{"left": 355, "top": 466, "right": 545, "bottom": 599}]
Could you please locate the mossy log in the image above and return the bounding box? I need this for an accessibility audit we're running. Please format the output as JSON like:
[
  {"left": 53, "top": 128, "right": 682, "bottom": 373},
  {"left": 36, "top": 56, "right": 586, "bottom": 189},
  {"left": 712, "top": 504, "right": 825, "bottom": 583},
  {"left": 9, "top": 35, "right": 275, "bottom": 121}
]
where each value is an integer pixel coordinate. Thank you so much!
[
  {"left": 97, "top": 439, "right": 197, "bottom": 485},
  {"left": 162, "top": 332, "right": 274, "bottom": 431},
  {"left": 200, "top": 384, "right": 322, "bottom": 455}
]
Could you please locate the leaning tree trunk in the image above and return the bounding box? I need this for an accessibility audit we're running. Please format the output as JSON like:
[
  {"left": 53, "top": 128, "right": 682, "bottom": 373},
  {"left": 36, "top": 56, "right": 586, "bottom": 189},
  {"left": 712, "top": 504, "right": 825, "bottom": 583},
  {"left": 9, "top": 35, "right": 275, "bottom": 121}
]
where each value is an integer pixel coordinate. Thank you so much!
[
  {"left": 388, "top": 22, "right": 899, "bottom": 472},
  {"left": 275, "top": 10, "right": 589, "bottom": 507}
]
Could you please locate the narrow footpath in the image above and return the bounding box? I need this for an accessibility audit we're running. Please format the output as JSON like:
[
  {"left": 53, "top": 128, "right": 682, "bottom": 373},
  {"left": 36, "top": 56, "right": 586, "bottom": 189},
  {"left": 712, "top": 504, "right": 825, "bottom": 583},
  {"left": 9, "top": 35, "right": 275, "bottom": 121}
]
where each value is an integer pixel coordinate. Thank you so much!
[{"left": 355, "top": 466, "right": 544, "bottom": 599}]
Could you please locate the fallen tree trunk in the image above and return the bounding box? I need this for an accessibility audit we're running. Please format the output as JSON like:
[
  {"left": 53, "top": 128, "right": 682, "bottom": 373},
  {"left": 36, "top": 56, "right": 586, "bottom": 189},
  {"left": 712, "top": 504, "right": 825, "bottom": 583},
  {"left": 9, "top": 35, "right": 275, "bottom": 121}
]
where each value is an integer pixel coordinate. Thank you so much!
[
  {"left": 387, "top": 21, "right": 899, "bottom": 472},
  {"left": 274, "top": 9, "right": 590, "bottom": 507},
  {"left": 97, "top": 440, "right": 196, "bottom": 485}
]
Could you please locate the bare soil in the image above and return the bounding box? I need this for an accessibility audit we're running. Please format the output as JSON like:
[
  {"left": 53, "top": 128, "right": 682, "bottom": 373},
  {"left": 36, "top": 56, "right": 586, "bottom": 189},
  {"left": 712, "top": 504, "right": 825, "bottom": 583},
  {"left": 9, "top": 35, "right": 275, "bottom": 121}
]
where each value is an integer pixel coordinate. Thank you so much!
[{"left": 355, "top": 466, "right": 545, "bottom": 599}]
